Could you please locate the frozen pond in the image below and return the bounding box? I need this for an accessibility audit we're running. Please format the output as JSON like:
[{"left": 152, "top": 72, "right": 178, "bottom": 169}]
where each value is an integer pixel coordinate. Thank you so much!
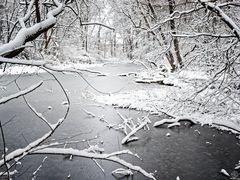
[{"left": 0, "top": 63, "right": 239, "bottom": 180}]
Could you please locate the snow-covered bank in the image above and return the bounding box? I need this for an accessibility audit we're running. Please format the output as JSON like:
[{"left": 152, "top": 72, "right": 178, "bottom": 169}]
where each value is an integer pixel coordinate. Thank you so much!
[
  {"left": 0, "top": 56, "right": 135, "bottom": 76},
  {"left": 92, "top": 69, "right": 240, "bottom": 135},
  {"left": 0, "top": 62, "right": 104, "bottom": 75}
]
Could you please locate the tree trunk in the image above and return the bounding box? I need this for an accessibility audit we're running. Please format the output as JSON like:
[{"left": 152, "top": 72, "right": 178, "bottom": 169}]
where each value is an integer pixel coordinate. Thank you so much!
[
  {"left": 35, "top": 0, "right": 41, "bottom": 23},
  {"left": 147, "top": 0, "right": 176, "bottom": 71},
  {"left": 113, "top": 32, "right": 116, "bottom": 57},
  {"left": 97, "top": 26, "right": 101, "bottom": 55},
  {"left": 168, "top": 0, "right": 183, "bottom": 68}
]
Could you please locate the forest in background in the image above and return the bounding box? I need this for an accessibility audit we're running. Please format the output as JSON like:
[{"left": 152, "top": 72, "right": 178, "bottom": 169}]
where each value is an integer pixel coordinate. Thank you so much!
[
  {"left": 1, "top": 0, "right": 239, "bottom": 126},
  {"left": 0, "top": 0, "right": 240, "bottom": 179}
]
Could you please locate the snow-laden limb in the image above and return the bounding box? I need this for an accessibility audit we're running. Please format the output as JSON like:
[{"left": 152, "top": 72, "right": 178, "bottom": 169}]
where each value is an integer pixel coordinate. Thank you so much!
[
  {"left": 0, "top": 57, "right": 99, "bottom": 72},
  {"left": 18, "top": 0, "right": 35, "bottom": 28},
  {"left": 149, "top": 6, "right": 203, "bottom": 32},
  {"left": 85, "top": 144, "right": 104, "bottom": 154},
  {"left": 30, "top": 148, "right": 156, "bottom": 180},
  {"left": 122, "top": 116, "right": 151, "bottom": 145},
  {"left": 114, "top": 111, "right": 145, "bottom": 143},
  {"left": 112, "top": 168, "right": 133, "bottom": 177},
  {"left": 0, "top": 121, "right": 10, "bottom": 179},
  {"left": 0, "top": 117, "right": 68, "bottom": 168},
  {"left": 0, "top": 68, "right": 70, "bottom": 169},
  {"left": 106, "top": 149, "right": 140, "bottom": 159},
  {"left": 0, "top": 81, "right": 43, "bottom": 105},
  {"left": 168, "top": 122, "right": 181, "bottom": 128},
  {"left": 116, "top": 111, "right": 134, "bottom": 132},
  {"left": 220, "top": 169, "right": 230, "bottom": 177},
  {"left": 0, "top": 57, "right": 111, "bottom": 96},
  {"left": 0, "top": 57, "right": 47, "bottom": 66},
  {"left": 0, "top": 170, "right": 18, "bottom": 178},
  {"left": 235, "top": 161, "right": 240, "bottom": 170},
  {"left": 85, "top": 143, "right": 105, "bottom": 174},
  {"left": 0, "top": 131, "right": 52, "bottom": 167},
  {"left": 153, "top": 118, "right": 176, "bottom": 127},
  {"left": 81, "top": 22, "right": 115, "bottom": 31},
  {"left": 0, "top": 0, "right": 65, "bottom": 57},
  {"left": 199, "top": 0, "right": 240, "bottom": 39},
  {"left": 0, "top": 57, "right": 103, "bottom": 76},
  {"left": 172, "top": 32, "right": 235, "bottom": 38},
  {"left": 153, "top": 117, "right": 197, "bottom": 128}
]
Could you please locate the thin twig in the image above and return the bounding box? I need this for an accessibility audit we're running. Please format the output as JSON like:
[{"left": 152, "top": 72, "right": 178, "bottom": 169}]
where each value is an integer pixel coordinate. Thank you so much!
[
  {"left": 15, "top": 81, "right": 53, "bottom": 130},
  {"left": 0, "top": 121, "right": 10, "bottom": 180}
]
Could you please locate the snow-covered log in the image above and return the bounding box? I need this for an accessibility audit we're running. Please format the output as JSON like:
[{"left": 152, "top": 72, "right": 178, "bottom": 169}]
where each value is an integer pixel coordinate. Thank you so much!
[
  {"left": 112, "top": 168, "right": 133, "bottom": 177},
  {"left": 153, "top": 117, "right": 197, "bottom": 128}
]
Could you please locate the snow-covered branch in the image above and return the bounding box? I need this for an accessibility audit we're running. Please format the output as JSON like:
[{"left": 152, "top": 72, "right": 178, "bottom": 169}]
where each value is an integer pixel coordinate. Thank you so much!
[
  {"left": 81, "top": 22, "right": 115, "bottom": 31},
  {"left": 199, "top": 0, "right": 240, "bottom": 39},
  {"left": 30, "top": 147, "right": 156, "bottom": 180},
  {"left": 121, "top": 116, "right": 151, "bottom": 145},
  {"left": 0, "top": 67, "right": 70, "bottom": 171},
  {"left": 171, "top": 32, "right": 235, "bottom": 38},
  {"left": 18, "top": 0, "right": 35, "bottom": 28},
  {"left": 149, "top": 6, "right": 203, "bottom": 32},
  {"left": 0, "top": 121, "right": 10, "bottom": 179},
  {"left": 0, "top": 0, "right": 65, "bottom": 58},
  {"left": 0, "top": 81, "right": 43, "bottom": 105},
  {"left": 112, "top": 168, "right": 133, "bottom": 178}
]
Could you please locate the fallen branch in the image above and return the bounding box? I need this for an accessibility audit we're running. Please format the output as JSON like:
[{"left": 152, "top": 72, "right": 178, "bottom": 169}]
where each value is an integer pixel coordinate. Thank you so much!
[
  {"left": 153, "top": 116, "right": 197, "bottom": 128},
  {"left": 122, "top": 116, "right": 151, "bottom": 145},
  {"left": 135, "top": 78, "right": 174, "bottom": 86},
  {"left": 112, "top": 168, "right": 133, "bottom": 178}
]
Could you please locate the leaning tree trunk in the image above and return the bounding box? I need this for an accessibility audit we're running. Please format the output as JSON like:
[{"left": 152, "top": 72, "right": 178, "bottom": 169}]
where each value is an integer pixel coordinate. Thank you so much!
[{"left": 147, "top": 0, "right": 176, "bottom": 71}]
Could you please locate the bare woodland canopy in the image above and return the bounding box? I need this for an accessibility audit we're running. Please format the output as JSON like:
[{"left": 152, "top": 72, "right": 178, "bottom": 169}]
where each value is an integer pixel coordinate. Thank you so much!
[
  {"left": 0, "top": 0, "right": 239, "bottom": 72},
  {"left": 0, "top": 1, "right": 240, "bottom": 179}
]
